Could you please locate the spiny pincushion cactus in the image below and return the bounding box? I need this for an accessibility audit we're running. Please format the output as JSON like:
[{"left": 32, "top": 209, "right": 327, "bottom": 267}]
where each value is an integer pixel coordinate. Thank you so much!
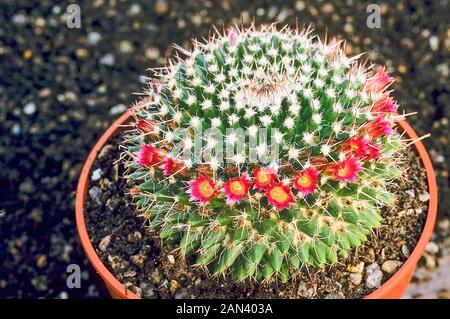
[{"left": 123, "top": 25, "right": 406, "bottom": 282}]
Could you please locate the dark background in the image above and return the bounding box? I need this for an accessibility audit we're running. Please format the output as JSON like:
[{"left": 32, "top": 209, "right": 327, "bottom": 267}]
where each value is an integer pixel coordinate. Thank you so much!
[{"left": 0, "top": 0, "right": 448, "bottom": 298}]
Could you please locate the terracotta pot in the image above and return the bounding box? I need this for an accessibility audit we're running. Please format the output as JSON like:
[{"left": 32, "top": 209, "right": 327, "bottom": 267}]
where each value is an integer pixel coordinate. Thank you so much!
[{"left": 75, "top": 111, "right": 437, "bottom": 299}]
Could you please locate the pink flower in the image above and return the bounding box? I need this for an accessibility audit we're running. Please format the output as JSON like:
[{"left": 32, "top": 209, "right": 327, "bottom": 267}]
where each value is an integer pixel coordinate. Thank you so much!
[
  {"left": 293, "top": 167, "right": 319, "bottom": 196},
  {"left": 372, "top": 94, "right": 398, "bottom": 113},
  {"left": 253, "top": 167, "right": 278, "bottom": 191},
  {"left": 367, "top": 66, "right": 394, "bottom": 92},
  {"left": 187, "top": 176, "right": 217, "bottom": 204},
  {"left": 367, "top": 117, "right": 394, "bottom": 138},
  {"left": 136, "top": 119, "right": 157, "bottom": 136},
  {"left": 137, "top": 144, "right": 165, "bottom": 167},
  {"left": 223, "top": 174, "right": 250, "bottom": 204},
  {"left": 161, "top": 158, "right": 189, "bottom": 177},
  {"left": 266, "top": 183, "right": 296, "bottom": 211},
  {"left": 330, "top": 157, "right": 363, "bottom": 182},
  {"left": 367, "top": 143, "right": 381, "bottom": 160},
  {"left": 347, "top": 136, "right": 371, "bottom": 157}
]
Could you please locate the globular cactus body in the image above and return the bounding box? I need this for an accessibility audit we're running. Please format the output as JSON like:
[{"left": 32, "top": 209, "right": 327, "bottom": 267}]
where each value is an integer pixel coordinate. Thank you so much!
[{"left": 124, "top": 25, "right": 405, "bottom": 282}]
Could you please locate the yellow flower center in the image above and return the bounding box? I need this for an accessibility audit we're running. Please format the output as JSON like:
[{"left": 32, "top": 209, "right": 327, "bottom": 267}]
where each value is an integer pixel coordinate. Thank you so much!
[
  {"left": 269, "top": 186, "right": 288, "bottom": 203},
  {"left": 230, "top": 181, "right": 245, "bottom": 196},
  {"left": 337, "top": 167, "right": 348, "bottom": 177},
  {"left": 257, "top": 171, "right": 270, "bottom": 185},
  {"left": 199, "top": 181, "right": 214, "bottom": 197},
  {"left": 297, "top": 175, "right": 311, "bottom": 187}
]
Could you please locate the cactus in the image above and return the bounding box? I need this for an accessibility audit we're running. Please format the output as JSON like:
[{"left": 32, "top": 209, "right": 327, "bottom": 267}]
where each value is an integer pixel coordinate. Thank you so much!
[{"left": 123, "top": 25, "right": 407, "bottom": 283}]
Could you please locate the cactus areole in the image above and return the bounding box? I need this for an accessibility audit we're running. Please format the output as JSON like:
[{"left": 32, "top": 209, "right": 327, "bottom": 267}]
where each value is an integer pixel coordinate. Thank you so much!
[{"left": 123, "top": 25, "right": 410, "bottom": 283}]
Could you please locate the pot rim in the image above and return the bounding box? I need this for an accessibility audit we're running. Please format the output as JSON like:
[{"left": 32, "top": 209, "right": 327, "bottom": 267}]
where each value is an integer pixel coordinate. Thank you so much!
[{"left": 75, "top": 111, "right": 437, "bottom": 299}]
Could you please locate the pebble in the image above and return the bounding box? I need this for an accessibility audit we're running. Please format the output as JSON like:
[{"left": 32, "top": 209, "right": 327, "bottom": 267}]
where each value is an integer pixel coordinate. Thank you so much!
[
  {"left": 119, "top": 40, "right": 134, "bottom": 54},
  {"left": 151, "top": 269, "right": 163, "bottom": 285},
  {"left": 419, "top": 191, "right": 430, "bottom": 202},
  {"left": 167, "top": 255, "right": 175, "bottom": 264},
  {"left": 145, "top": 47, "right": 160, "bottom": 60},
  {"left": 174, "top": 288, "right": 188, "bottom": 299},
  {"left": 402, "top": 245, "right": 410, "bottom": 258},
  {"left": 347, "top": 261, "right": 364, "bottom": 274},
  {"left": 36, "top": 254, "right": 47, "bottom": 268},
  {"left": 426, "top": 241, "right": 439, "bottom": 254},
  {"left": 23, "top": 102, "right": 37, "bottom": 115},
  {"left": 109, "top": 104, "right": 126, "bottom": 115},
  {"left": 87, "top": 32, "right": 102, "bottom": 45},
  {"left": 405, "top": 189, "right": 415, "bottom": 197},
  {"left": 88, "top": 186, "right": 102, "bottom": 205},
  {"left": 349, "top": 273, "right": 363, "bottom": 285},
  {"left": 131, "top": 254, "right": 147, "bottom": 268},
  {"left": 324, "top": 292, "right": 344, "bottom": 299},
  {"left": 12, "top": 13, "right": 27, "bottom": 25},
  {"left": 295, "top": 1, "right": 305, "bottom": 11},
  {"left": 429, "top": 35, "right": 439, "bottom": 51},
  {"left": 100, "top": 53, "right": 115, "bottom": 66},
  {"left": 123, "top": 270, "right": 136, "bottom": 278},
  {"left": 128, "top": 4, "right": 142, "bottom": 16},
  {"left": 11, "top": 123, "right": 21, "bottom": 135},
  {"left": 438, "top": 289, "right": 450, "bottom": 299},
  {"left": 91, "top": 168, "right": 103, "bottom": 181},
  {"left": 169, "top": 279, "right": 179, "bottom": 295},
  {"left": 58, "top": 291, "right": 69, "bottom": 299},
  {"left": 297, "top": 282, "right": 316, "bottom": 298},
  {"left": 155, "top": 0, "right": 169, "bottom": 16},
  {"left": 438, "top": 219, "right": 450, "bottom": 232},
  {"left": 98, "top": 235, "right": 111, "bottom": 252},
  {"left": 424, "top": 253, "right": 436, "bottom": 270},
  {"left": 365, "top": 263, "right": 383, "bottom": 289},
  {"left": 381, "top": 260, "right": 402, "bottom": 274}
]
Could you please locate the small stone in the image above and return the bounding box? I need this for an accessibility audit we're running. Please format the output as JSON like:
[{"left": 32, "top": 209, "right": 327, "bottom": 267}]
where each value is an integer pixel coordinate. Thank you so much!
[
  {"left": 324, "top": 292, "right": 344, "bottom": 299},
  {"left": 419, "top": 191, "right": 430, "bottom": 202},
  {"left": 88, "top": 186, "right": 102, "bottom": 205},
  {"left": 349, "top": 273, "right": 363, "bottom": 285},
  {"left": 124, "top": 270, "right": 136, "bottom": 278},
  {"left": 118, "top": 40, "right": 134, "bottom": 54},
  {"left": 75, "top": 48, "right": 88, "bottom": 59},
  {"left": 426, "top": 241, "right": 439, "bottom": 254},
  {"left": 169, "top": 280, "right": 179, "bottom": 295},
  {"left": 174, "top": 288, "right": 188, "bottom": 299},
  {"left": 424, "top": 253, "right": 436, "bottom": 270},
  {"left": 19, "top": 179, "right": 35, "bottom": 194},
  {"left": 429, "top": 35, "right": 439, "bottom": 51},
  {"left": 347, "top": 261, "right": 364, "bottom": 274},
  {"left": 23, "top": 102, "right": 37, "bottom": 115},
  {"left": 438, "top": 219, "right": 450, "bottom": 231},
  {"left": 155, "top": 0, "right": 168, "bottom": 16},
  {"left": 321, "top": 3, "right": 334, "bottom": 14},
  {"left": 402, "top": 245, "right": 410, "bottom": 258},
  {"left": 100, "top": 53, "right": 115, "bottom": 66},
  {"left": 109, "top": 104, "right": 126, "bottom": 115},
  {"left": 133, "top": 231, "right": 142, "bottom": 241},
  {"left": 130, "top": 285, "right": 142, "bottom": 296},
  {"left": 58, "top": 291, "right": 69, "bottom": 299},
  {"left": 405, "top": 189, "right": 415, "bottom": 197},
  {"left": 99, "top": 235, "right": 111, "bottom": 252},
  {"left": 87, "top": 32, "right": 102, "bottom": 45},
  {"left": 128, "top": 4, "right": 142, "bottom": 16},
  {"left": 12, "top": 13, "right": 27, "bottom": 25},
  {"left": 98, "top": 145, "right": 113, "bottom": 161},
  {"left": 36, "top": 255, "right": 47, "bottom": 268},
  {"left": 131, "top": 254, "right": 147, "bottom": 268},
  {"left": 381, "top": 260, "right": 402, "bottom": 274},
  {"left": 295, "top": 1, "right": 305, "bottom": 11},
  {"left": 91, "top": 168, "right": 103, "bottom": 181},
  {"left": 365, "top": 262, "right": 383, "bottom": 289},
  {"left": 151, "top": 269, "right": 163, "bottom": 285},
  {"left": 438, "top": 289, "right": 450, "bottom": 299},
  {"left": 145, "top": 47, "right": 160, "bottom": 60},
  {"left": 297, "top": 282, "right": 316, "bottom": 298},
  {"left": 167, "top": 255, "right": 175, "bottom": 264},
  {"left": 11, "top": 123, "right": 21, "bottom": 135}
]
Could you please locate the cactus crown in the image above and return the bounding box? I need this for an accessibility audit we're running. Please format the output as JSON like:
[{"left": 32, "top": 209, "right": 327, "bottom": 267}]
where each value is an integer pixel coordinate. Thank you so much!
[{"left": 123, "top": 25, "right": 406, "bottom": 282}]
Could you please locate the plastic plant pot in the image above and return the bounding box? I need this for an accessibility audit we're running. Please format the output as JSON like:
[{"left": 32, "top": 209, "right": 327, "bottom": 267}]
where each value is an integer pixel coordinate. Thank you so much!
[{"left": 75, "top": 111, "right": 437, "bottom": 299}]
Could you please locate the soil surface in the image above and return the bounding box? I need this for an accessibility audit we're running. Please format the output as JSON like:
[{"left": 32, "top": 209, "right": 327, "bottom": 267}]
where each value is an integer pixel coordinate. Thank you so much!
[
  {"left": 0, "top": 0, "right": 448, "bottom": 298},
  {"left": 85, "top": 133, "right": 428, "bottom": 299}
]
